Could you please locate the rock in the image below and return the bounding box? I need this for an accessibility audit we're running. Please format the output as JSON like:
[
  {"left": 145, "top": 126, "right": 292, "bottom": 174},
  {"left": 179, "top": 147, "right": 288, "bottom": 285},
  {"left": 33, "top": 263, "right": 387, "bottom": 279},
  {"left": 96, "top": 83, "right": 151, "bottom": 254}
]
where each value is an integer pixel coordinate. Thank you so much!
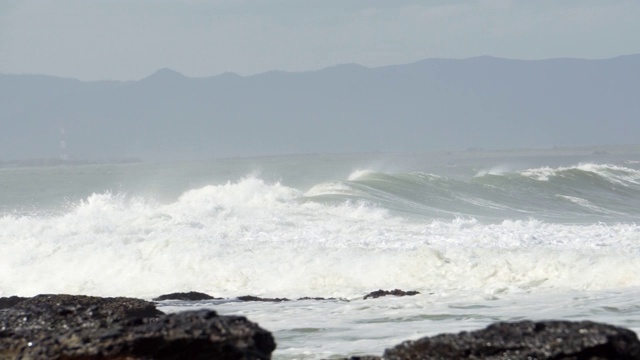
[
  {"left": 298, "top": 296, "right": 349, "bottom": 302},
  {"left": 238, "top": 295, "right": 290, "bottom": 302},
  {"left": 0, "top": 294, "right": 275, "bottom": 359},
  {"left": 153, "top": 291, "right": 220, "bottom": 301},
  {"left": 0, "top": 296, "right": 27, "bottom": 310},
  {"left": 363, "top": 289, "right": 420, "bottom": 300},
  {"left": 383, "top": 320, "right": 640, "bottom": 360},
  {"left": 12, "top": 293, "right": 164, "bottom": 318},
  {"left": 298, "top": 297, "right": 332, "bottom": 301}
]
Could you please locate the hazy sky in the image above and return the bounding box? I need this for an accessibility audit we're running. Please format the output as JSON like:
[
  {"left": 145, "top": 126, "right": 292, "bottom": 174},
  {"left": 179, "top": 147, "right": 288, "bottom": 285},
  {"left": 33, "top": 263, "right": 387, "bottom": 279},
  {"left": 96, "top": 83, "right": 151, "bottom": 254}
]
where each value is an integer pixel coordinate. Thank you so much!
[{"left": 1, "top": 0, "right": 639, "bottom": 80}]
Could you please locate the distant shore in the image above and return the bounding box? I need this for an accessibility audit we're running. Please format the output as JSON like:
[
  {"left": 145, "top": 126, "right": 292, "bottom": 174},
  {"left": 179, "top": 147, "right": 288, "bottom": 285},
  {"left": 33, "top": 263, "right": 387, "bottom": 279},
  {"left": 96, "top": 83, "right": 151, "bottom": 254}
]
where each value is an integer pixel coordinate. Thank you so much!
[
  {"left": 0, "top": 157, "right": 142, "bottom": 168},
  {"left": 3, "top": 142, "right": 640, "bottom": 169}
]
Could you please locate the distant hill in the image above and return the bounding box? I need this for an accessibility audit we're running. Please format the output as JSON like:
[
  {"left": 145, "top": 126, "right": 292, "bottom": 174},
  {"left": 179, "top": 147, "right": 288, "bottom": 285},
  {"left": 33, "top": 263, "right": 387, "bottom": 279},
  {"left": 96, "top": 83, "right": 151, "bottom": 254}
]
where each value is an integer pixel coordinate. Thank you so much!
[{"left": 1, "top": 55, "right": 639, "bottom": 161}]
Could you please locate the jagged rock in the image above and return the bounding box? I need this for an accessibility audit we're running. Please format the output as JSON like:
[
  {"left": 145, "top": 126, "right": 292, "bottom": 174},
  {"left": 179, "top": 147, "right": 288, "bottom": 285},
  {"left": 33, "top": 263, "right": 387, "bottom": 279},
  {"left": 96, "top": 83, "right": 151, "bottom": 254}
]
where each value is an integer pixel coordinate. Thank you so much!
[
  {"left": 238, "top": 295, "right": 290, "bottom": 302},
  {"left": 383, "top": 320, "right": 640, "bottom": 360},
  {"left": 11, "top": 294, "right": 164, "bottom": 318},
  {"left": 0, "top": 294, "right": 275, "bottom": 359},
  {"left": 363, "top": 289, "right": 420, "bottom": 300},
  {"left": 153, "top": 291, "right": 220, "bottom": 301},
  {"left": 297, "top": 297, "right": 334, "bottom": 301},
  {"left": 0, "top": 296, "right": 27, "bottom": 310},
  {"left": 298, "top": 297, "right": 330, "bottom": 301},
  {"left": 297, "top": 297, "right": 350, "bottom": 302}
]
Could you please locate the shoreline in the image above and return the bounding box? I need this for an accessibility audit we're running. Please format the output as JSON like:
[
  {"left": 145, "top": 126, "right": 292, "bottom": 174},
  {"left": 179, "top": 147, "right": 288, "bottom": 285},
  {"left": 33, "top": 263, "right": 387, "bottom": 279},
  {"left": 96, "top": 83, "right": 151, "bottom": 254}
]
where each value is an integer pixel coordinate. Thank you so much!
[{"left": 2, "top": 292, "right": 640, "bottom": 359}]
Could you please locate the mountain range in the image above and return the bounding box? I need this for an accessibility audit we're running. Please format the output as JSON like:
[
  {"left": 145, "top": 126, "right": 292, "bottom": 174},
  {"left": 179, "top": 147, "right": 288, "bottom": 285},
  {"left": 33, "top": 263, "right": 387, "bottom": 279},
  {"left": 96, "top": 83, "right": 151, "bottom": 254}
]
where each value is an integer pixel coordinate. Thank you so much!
[{"left": 1, "top": 55, "right": 639, "bottom": 161}]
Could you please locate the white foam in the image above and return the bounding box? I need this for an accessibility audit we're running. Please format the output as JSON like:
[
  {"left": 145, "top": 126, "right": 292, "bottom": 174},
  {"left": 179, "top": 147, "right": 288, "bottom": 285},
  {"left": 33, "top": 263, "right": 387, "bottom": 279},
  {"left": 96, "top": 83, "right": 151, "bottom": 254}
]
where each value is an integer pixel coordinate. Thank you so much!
[
  {"left": 303, "top": 182, "right": 352, "bottom": 197},
  {"left": 2, "top": 177, "right": 640, "bottom": 299},
  {"left": 574, "top": 163, "right": 640, "bottom": 186},
  {"left": 521, "top": 163, "right": 640, "bottom": 184},
  {"left": 474, "top": 165, "right": 511, "bottom": 177},
  {"left": 348, "top": 169, "right": 375, "bottom": 181},
  {"left": 520, "top": 166, "right": 557, "bottom": 181}
]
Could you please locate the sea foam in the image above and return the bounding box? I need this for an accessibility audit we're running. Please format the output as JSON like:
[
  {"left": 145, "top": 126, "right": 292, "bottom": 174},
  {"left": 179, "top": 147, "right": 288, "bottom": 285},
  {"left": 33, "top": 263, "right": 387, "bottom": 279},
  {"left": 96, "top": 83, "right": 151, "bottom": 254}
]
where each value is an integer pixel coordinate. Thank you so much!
[{"left": 2, "top": 176, "right": 640, "bottom": 299}]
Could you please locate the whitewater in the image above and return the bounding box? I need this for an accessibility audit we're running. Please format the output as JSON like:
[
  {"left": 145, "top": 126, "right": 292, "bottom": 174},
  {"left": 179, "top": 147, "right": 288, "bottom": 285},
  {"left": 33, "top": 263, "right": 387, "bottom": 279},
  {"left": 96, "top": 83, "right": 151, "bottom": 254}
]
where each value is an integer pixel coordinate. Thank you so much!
[{"left": 2, "top": 147, "right": 640, "bottom": 359}]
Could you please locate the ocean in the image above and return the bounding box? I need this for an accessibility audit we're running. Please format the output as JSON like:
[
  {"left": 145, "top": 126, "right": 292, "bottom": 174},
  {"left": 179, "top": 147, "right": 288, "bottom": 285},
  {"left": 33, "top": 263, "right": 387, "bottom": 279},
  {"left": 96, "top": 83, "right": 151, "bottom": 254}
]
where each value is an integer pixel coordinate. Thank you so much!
[{"left": 2, "top": 146, "right": 640, "bottom": 359}]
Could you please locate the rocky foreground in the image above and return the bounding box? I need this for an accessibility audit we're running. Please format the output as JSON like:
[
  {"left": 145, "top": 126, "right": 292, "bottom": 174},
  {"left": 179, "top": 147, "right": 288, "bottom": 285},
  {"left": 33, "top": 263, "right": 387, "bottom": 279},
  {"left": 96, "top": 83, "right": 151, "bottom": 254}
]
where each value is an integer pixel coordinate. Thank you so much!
[{"left": 1, "top": 292, "right": 640, "bottom": 359}]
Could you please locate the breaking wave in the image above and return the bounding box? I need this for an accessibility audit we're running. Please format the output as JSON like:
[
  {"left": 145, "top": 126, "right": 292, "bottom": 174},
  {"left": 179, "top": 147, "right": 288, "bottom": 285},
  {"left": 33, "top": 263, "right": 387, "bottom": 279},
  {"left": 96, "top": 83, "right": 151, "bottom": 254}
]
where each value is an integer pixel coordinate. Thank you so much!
[
  {"left": 305, "top": 163, "right": 640, "bottom": 222},
  {"left": 2, "top": 166, "right": 640, "bottom": 299}
]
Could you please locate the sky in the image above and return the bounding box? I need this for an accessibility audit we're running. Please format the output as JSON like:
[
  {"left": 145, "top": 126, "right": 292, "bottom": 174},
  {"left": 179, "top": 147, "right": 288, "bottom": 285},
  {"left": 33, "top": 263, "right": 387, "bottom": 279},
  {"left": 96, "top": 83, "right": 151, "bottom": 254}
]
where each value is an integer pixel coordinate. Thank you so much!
[{"left": 1, "top": 0, "right": 639, "bottom": 81}]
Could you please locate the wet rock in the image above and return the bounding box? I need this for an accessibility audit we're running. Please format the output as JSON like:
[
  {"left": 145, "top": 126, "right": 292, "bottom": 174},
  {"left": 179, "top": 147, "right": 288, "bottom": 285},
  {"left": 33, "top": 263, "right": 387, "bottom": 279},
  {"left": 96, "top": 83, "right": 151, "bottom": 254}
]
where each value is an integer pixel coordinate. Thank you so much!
[
  {"left": 383, "top": 320, "right": 640, "bottom": 360},
  {"left": 153, "top": 291, "right": 220, "bottom": 301},
  {"left": 0, "top": 296, "right": 27, "bottom": 310},
  {"left": 297, "top": 297, "right": 336, "bottom": 301},
  {"left": 0, "top": 294, "right": 275, "bottom": 359},
  {"left": 12, "top": 293, "right": 164, "bottom": 318},
  {"left": 238, "top": 295, "right": 290, "bottom": 302},
  {"left": 298, "top": 297, "right": 331, "bottom": 301},
  {"left": 363, "top": 289, "right": 420, "bottom": 300}
]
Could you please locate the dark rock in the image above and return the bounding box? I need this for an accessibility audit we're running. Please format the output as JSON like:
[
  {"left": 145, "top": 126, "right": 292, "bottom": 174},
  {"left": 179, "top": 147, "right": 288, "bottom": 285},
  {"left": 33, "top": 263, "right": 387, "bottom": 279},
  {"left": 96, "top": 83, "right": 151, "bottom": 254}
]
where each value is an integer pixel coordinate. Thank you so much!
[
  {"left": 298, "top": 297, "right": 335, "bottom": 301},
  {"left": 0, "top": 294, "right": 275, "bottom": 359},
  {"left": 238, "top": 295, "right": 290, "bottom": 302},
  {"left": 153, "top": 291, "right": 220, "bottom": 301},
  {"left": 348, "top": 356, "right": 382, "bottom": 360},
  {"left": 0, "top": 296, "right": 27, "bottom": 310},
  {"left": 298, "top": 297, "right": 330, "bottom": 301},
  {"left": 383, "top": 320, "right": 640, "bottom": 360},
  {"left": 297, "top": 297, "right": 350, "bottom": 302},
  {"left": 363, "top": 289, "right": 420, "bottom": 300},
  {"left": 12, "top": 293, "right": 164, "bottom": 318}
]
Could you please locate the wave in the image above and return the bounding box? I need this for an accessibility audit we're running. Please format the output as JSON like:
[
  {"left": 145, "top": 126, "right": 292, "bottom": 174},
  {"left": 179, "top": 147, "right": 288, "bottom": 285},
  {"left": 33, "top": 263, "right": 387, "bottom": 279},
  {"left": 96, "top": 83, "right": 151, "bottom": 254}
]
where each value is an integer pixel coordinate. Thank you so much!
[
  {"left": 2, "top": 173, "right": 640, "bottom": 299},
  {"left": 520, "top": 163, "right": 640, "bottom": 183},
  {"left": 304, "top": 163, "right": 640, "bottom": 222}
]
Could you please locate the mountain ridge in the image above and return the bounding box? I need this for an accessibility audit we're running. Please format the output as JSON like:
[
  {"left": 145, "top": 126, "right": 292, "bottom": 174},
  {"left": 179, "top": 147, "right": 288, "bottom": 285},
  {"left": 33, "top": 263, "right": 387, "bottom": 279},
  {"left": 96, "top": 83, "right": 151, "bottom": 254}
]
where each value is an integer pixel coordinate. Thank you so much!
[
  {"left": 4, "top": 53, "right": 640, "bottom": 82},
  {"left": 1, "top": 55, "right": 639, "bottom": 161}
]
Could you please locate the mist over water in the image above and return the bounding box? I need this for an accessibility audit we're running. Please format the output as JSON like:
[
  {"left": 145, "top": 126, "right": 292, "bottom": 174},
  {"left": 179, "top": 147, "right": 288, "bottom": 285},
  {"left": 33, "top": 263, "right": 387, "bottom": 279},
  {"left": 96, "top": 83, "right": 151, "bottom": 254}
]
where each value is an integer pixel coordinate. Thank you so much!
[{"left": 3, "top": 147, "right": 640, "bottom": 358}]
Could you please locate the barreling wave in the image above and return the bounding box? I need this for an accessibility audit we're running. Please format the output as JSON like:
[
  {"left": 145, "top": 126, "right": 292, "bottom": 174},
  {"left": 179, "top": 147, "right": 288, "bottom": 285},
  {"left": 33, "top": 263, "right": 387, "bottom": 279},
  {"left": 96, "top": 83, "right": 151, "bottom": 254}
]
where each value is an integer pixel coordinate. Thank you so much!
[{"left": 304, "top": 163, "right": 640, "bottom": 222}]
